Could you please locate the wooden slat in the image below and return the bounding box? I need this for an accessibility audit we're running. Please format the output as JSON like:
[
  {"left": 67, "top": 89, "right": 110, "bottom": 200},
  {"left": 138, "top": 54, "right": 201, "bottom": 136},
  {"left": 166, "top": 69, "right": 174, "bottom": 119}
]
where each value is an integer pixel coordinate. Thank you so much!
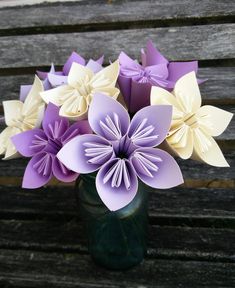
[
  {"left": 0, "top": 186, "right": 234, "bottom": 221},
  {"left": 0, "top": 219, "right": 234, "bottom": 262},
  {"left": 0, "top": 24, "right": 234, "bottom": 70},
  {"left": 0, "top": 249, "right": 234, "bottom": 288},
  {"left": 0, "top": 67, "right": 234, "bottom": 104},
  {"left": 0, "top": 0, "right": 234, "bottom": 32}
]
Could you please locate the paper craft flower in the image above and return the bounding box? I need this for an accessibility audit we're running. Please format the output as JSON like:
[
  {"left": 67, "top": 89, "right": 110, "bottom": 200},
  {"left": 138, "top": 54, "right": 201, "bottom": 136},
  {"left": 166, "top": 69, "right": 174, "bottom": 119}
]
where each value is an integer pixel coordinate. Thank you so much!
[
  {"left": 118, "top": 40, "right": 203, "bottom": 113},
  {"left": 57, "top": 93, "right": 183, "bottom": 211},
  {"left": 11, "top": 103, "right": 91, "bottom": 188},
  {"left": 40, "top": 61, "right": 120, "bottom": 120},
  {"left": 0, "top": 76, "right": 45, "bottom": 160},
  {"left": 37, "top": 52, "right": 104, "bottom": 88},
  {"left": 151, "top": 72, "right": 233, "bottom": 167}
]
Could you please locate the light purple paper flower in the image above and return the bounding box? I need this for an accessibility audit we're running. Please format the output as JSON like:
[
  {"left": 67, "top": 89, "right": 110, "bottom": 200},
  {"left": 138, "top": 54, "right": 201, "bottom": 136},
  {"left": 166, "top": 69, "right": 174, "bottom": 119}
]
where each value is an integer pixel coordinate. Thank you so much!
[
  {"left": 118, "top": 40, "right": 203, "bottom": 113},
  {"left": 37, "top": 51, "right": 104, "bottom": 88},
  {"left": 11, "top": 103, "right": 91, "bottom": 188},
  {"left": 57, "top": 94, "right": 183, "bottom": 211}
]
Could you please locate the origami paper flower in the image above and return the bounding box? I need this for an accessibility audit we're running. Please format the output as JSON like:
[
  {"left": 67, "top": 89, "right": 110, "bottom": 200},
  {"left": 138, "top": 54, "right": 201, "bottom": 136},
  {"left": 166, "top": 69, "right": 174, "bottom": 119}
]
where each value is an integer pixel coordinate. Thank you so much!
[
  {"left": 37, "top": 52, "right": 104, "bottom": 88},
  {"left": 11, "top": 103, "right": 91, "bottom": 188},
  {"left": 40, "top": 60, "right": 120, "bottom": 120},
  {"left": 151, "top": 72, "right": 233, "bottom": 167},
  {"left": 118, "top": 40, "right": 203, "bottom": 113},
  {"left": 0, "top": 76, "right": 45, "bottom": 160},
  {"left": 57, "top": 94, "right": 183, "bottom": 211}
]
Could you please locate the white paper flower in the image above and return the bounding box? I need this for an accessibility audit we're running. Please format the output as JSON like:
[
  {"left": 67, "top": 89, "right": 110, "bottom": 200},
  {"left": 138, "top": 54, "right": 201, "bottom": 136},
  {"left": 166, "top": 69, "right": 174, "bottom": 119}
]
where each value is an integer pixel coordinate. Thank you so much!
[
  {"left": 40, "top": 60, "right": 120, "bottom": 120},
  {"left": 0, "top": 76, "right": 45, "bottom": 160},
  {"left": 150, "top": 72, "right": 233, "bottom": 167}
]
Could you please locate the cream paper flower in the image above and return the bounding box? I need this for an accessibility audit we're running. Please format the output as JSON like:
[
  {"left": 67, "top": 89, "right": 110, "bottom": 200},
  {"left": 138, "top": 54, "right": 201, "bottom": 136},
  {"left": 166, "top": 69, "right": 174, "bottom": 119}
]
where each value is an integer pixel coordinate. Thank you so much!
[
  {"left": 40, "top": 60, "right": 120, "bottom": 120},
  {"left": 150, "top": 72, "right": 233, "bottom": 167},
  {"left": 0, "top": 76, "right": 45, "bottom": 160}
]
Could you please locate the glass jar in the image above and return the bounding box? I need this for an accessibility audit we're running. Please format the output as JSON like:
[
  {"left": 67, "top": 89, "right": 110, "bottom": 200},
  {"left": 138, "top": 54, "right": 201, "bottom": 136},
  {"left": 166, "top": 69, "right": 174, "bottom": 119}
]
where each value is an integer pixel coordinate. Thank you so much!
[{"left": 75, "top": 173, "right": 149, "bottom": 270}]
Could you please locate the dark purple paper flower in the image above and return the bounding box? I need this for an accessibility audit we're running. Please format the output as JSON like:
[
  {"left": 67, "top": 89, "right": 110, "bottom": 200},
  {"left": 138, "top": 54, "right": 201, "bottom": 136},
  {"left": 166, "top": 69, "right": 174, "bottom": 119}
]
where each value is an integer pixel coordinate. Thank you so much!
[
  {"left": 37, "top": 52, "right": 104, "bottom": 88},
  {"left": 57, "top": 94, "right": 183, "bottom": 211},
  {"left": 118, "top": 40, "right": 203, "bottom": 113},
  {"left": 11, "top": 103, "right": 91, "bottom": 188}
]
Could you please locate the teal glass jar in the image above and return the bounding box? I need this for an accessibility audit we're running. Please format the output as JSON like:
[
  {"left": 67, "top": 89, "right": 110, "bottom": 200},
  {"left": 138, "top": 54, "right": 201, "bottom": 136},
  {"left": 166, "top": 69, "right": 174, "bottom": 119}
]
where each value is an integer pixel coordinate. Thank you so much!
[{"left": 75, "top": 173, "right": 149, "bottom": 270}]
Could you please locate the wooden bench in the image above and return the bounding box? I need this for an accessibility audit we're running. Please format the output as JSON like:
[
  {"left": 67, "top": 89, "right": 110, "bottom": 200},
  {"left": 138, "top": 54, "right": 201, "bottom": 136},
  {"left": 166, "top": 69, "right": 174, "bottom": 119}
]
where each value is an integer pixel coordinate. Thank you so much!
[{"left": 0, "top": 0, "right": 234, "bottom": 287}]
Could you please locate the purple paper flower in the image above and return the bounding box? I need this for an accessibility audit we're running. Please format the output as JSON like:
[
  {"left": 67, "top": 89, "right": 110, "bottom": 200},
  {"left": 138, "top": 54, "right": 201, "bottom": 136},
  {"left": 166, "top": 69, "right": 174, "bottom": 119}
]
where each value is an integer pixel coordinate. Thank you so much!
[
  {"left": 57, "top": 94, "right": 183, "bottom": 211},
  {"left": 118, "top": 40, "right": 203, "bottom": 113},
  {"left": 11, "top": 103, "right": 91, "bottom": 188},
  {"left": 37, "top": 52, "right": 104, "bottom": 88}
]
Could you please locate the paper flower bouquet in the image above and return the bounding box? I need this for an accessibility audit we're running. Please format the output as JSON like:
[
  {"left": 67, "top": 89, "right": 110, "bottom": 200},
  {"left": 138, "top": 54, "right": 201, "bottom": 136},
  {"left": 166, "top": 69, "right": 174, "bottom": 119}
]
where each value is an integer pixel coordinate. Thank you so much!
[{"left": 0, "top": 40, "right": 233, "bottom": 270}]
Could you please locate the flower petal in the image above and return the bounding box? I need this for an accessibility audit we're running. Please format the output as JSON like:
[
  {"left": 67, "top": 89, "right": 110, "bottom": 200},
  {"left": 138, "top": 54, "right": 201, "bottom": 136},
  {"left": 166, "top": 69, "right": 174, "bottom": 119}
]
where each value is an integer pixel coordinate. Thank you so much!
[
  {"left": 90, "top": 60, "right": 119, "bottom": 88},
  {"left": 11, "top": 128, "right": 47, "bottom": 157},
  {"left": 173, "top": 71, "right": 202, "bottom": 113},
  {"left": 88, "top": 93, "right": 130, "bottom": 140},
  {"left": 68, "top": 63, "right": 93, "bottom": 87},
  {"left": 118, "top": 51, "right": 136, "bottom": 68},
  {"left": 167, "top": 61, "right": 198, "bottom": 84},
  {"left": 96, "top": 158, "right": 138, "bottom": 211},
  {"left": 117, "top": 74, "right": 132, "bottom": 109},
  {"left": 129, "top": 80, "right": 152, "bottom": 113},
  {"left": 0, "top": 126, "right": 21, "bottom": 160},
  {"left": 40, "top": 85, "right": 71, "bottom": 106},
  {"left": 195, "top": 105, "right": 233, "bottom": 137},
  {"left": 63, "top": 52, "right": 86, "bottom": 75},
  {"left": 52, "top": 157, "right": 78, "bottom": 183},
  {"left": 22, "top": 152, "right": 53, "bottom": 188},
  {"left": 86, "top": 59, "right": 103, "bottom": 73},
  {"left": 59, "top": 95, "right": 88, "bottom": 121},
  {"left": 3, "top": 100, "right": 23, "bottom": 127},
  {"left": 57, "top": 134, "right": 114, "bottom": 173},
  {"left": 42, "top": 103, "right": 69, "bottom": 138},
  {"left": 193, "top": 129, "right": 229, "bottom": 167},
  {"left": 128, "top": 105, "right": 172, "bottom": 147},
  {"left": 145, "top": 40, "right": 168, "bottom": 66},
  {"left": 47, "top": 73, "right": 68, "bottom": 87},
  {"left": 61, "top": 120, "right": 92, "bottom": 144},
  {"left": 19, "top": 85, "right": 32, "bottom": 102},
  {"left": 131, "top": 147, "right": 183, "bottom": 189}
]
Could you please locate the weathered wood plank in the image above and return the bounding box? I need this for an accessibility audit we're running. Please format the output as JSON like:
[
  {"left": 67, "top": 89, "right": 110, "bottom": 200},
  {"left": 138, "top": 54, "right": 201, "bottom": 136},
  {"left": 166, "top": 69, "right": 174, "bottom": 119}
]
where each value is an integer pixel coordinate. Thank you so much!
[
  {"left": 0, "top": 0, "right": 234, "bottom": 33},
  {"left": 0, "top": 67, "right": 234, "bottom": 104},
  {"left": 0, "top": 219, "right": 234, "bottom": 262},
  {"left": 0, "top": 186, "right": 234, "bottom": 221},
  {"left": 0, "top": 24, "right": 234, "bottom": 70},
  {"left": 0, "top": 249, "right": 234, "bottom": 288}
]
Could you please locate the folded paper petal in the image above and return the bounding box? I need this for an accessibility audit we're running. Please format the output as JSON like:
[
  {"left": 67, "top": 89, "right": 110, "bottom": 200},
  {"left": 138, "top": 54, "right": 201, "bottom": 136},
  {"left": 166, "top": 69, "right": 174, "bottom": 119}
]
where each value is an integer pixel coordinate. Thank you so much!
[
  {"left": 0, "top": 126, "right": 21, "bottom": 160},
  {"left": 131, "top": 147, "right": 183, "bottom": 188},
  {"left": 128, "top": 105, "right": 172, "bottom": 147},
  {"left": 3, "top": 100, "right": 23, "bottom": 127},
  {"left": 173, "top": 71, "right": 201, "bottom": 113},
  {"left": 52, "top": 157, "right": 78, "bottom": 182},
  {"left": 22, "top": 152, "right": 53, "bottom": 188},
  {"left": 130, "top": 80, "right": 151, "bottom": 113},
  {"left": 86, "top": 59, "right": 103, "bottom": 73},
  {"left": 61, "top": 120, "right": 92, "bottom": 145},
  {"left": 63, "top": 52, "right": 86, "bottom": 75},
  {"left": 68, "top": 63, "right": 93, "bottom": 87},
  {"left": 47, "top": 73, "right": 68, "bottom": 87},
  {"left": 11, "top": 128, "right": 47, "bottom": 157},
  {"left": 20, "top": 85, "right": 32, "bottom": 102},
  {"left": 91, "top": 60, "right": 119, "bottom": 88},
  {"left": 40, "top": 85, "right": 71, "bottom": 106},
  {"left": 195, "top": 105, "right": 233, "bottom": 137},
  {"left": 144, "top": 40, "right": 168, "bottom": 66},
  {"left": 167, "top": 61, "right": 198, "bottom": 85},
  {"left": 59, "top": 95, "right": 88, "bottom": 121},
  {"left": 42, "top": 103, "right": 69, "bottom": 139},
  {"left": 193, "top": 129, "right": 229, "bottom": 167},
  {"left": 119, "top": 51, "right": 137, "bottom": 68},
  {"left": 57, "top": 134, "right": 114, "bottom": 173},
  {"left": 117, "top": 74, "right": 132, "bottom": 108},
  {"left": 88, "top": 93, "right": 130, "bottom": 141},
  {"left": 96, "top": 158, "right": 138, "bottom": 211}
]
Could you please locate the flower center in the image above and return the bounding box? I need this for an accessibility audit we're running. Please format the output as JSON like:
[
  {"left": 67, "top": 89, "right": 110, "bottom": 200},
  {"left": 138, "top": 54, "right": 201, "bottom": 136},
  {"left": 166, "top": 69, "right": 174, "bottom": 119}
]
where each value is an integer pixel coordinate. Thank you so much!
[
  {"left": 113, "top": 135, "right": 135, "bottom": 160},
  {"left": 182, "top": 112, "right": 199, "bottom": 128}
]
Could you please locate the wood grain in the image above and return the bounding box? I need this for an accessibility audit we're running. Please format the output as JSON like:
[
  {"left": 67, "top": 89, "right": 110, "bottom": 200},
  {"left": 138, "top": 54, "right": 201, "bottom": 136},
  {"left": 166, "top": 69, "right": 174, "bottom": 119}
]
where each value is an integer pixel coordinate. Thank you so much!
[
  {"left": 0, "top": 249, "right": 234, "bottom": 288},
  {"left": 0, "top": 0, "right": 234, "bottom": 33},
  {"left": 0, "top": 24, "right": 234, "bottom": 70}
]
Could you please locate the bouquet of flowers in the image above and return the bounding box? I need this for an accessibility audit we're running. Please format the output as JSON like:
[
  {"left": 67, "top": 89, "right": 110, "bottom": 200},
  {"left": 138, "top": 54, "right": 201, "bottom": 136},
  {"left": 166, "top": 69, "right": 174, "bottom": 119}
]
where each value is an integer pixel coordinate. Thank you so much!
[{"left": 0, "top": 40, "right": 233, "bottom": 269}]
